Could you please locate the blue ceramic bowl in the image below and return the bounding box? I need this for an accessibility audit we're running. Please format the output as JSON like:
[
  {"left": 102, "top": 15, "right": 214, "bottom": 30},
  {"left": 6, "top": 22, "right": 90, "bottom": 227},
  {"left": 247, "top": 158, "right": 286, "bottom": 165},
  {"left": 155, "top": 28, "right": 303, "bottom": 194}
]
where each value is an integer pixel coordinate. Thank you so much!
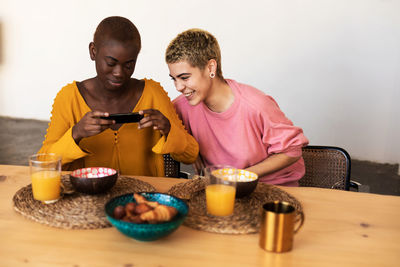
[{"left": 105, "top": 192, "right": 188, "bottom": 241}]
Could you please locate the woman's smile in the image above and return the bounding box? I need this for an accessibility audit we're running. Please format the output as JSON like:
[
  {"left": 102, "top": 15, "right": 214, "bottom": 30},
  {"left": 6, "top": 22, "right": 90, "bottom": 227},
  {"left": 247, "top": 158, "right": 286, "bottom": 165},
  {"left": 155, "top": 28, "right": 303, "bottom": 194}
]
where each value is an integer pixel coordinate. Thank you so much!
[
  {"left": 108, "top": 79, "right": 124, "bottom": 87},
  {"left": 183, "top": 90, "right": 194, "bottom": 98}
]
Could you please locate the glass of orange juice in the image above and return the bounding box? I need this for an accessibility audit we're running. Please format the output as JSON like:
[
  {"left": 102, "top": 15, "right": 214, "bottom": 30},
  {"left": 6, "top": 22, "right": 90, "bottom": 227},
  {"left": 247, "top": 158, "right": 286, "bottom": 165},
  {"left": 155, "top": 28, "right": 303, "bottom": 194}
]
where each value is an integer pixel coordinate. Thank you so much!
[
  {"left": 29, "top": 153, "right": 62, "bottom": 204},
  {"left": 204, "top": 165, "right": 237, "bottom": 216}
]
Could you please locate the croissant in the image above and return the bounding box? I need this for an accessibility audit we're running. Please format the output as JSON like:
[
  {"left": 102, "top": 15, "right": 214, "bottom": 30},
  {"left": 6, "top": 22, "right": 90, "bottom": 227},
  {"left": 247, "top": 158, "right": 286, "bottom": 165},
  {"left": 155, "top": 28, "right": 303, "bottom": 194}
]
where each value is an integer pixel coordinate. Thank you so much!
[
  {"left": 134, "top": 203, "right": 152, "bottom": 214},
  {"left": 133, "top": 193, "right": 147, "bottom": 204},
  {"left": 140, "top": 205, "right": 178, "bottom": 223},
  {"left": 133, "top": 193, "right": 159, "bottom": 208}
]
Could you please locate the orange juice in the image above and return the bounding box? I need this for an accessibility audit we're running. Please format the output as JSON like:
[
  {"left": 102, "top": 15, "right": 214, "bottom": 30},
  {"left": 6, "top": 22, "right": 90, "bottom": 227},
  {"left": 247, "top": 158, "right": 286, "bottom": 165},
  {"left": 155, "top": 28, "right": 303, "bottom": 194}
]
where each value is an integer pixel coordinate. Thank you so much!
[
  {"left": 206, "top": 184, "right": 236, "bottom": 216},
  {"left": 31, "top": 170, "right": 61, "bottom": 202}
]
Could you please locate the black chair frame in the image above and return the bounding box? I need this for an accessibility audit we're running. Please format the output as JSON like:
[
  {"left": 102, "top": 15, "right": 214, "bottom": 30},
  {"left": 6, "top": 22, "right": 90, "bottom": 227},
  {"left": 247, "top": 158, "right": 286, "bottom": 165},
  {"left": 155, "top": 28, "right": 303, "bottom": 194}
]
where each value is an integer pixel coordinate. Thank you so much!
[{"left": 300, "top": 145, "right": 358, "bottom": 191}]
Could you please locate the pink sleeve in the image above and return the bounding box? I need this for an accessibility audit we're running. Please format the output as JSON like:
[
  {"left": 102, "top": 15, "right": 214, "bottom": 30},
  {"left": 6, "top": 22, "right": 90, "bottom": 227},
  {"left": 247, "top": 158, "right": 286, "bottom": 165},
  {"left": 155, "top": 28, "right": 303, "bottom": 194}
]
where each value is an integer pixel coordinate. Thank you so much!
[{"left": 261, "top": 96, "right": 308, "bottom": 156}]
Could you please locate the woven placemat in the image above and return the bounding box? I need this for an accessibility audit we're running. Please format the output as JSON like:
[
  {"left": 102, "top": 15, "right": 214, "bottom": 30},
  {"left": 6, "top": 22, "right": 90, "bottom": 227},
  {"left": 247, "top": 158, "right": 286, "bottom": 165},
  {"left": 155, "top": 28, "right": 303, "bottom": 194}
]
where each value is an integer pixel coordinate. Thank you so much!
[
  {"left": 13, "top": 175, "right": 156, "bottom": 229},
  {"left": 168, "top": 176, "right": 303, "bottom": 234}
]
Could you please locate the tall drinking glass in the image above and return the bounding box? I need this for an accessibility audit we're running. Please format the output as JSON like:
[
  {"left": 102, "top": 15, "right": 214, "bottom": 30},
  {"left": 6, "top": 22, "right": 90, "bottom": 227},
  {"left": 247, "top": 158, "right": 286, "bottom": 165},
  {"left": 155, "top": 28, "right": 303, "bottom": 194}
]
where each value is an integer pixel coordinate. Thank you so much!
[
  {"left": 204, "top": 165, "right": 237, "bottom": 216},
  {"left": 29, "top": 153, "right": 62, "bottom": 204}
]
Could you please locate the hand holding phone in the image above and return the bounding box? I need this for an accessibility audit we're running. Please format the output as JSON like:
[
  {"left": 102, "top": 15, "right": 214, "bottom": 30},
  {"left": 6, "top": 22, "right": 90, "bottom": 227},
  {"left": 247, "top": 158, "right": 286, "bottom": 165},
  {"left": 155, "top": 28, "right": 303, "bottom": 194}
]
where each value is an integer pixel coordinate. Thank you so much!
[
  {"left": 137, "top": 109, "right": 171, "bottom": 137},
  {"left": 100, "top": 112, "right": 144, "bottom": 124}
]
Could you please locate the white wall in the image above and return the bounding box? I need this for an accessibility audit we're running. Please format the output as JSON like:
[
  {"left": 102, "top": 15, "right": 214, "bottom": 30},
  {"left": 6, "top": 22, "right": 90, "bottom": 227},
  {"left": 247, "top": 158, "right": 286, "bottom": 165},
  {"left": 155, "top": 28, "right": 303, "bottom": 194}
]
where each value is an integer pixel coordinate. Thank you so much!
[{"left": 1, "top": 0, "right": 399, "bottom": 165}]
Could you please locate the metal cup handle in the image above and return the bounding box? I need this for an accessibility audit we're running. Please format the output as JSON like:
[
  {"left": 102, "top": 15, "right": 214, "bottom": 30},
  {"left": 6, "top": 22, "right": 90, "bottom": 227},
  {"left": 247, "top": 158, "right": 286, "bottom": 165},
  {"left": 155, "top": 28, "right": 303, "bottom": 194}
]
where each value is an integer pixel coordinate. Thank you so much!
[{"left": 294, "top": 210, "right": 305, "bottom": 234}]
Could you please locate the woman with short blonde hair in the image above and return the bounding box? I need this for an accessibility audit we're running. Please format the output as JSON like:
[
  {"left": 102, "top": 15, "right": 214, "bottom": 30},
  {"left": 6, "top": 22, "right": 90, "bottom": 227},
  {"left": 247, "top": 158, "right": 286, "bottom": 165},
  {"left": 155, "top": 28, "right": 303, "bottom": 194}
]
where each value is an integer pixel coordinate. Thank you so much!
[{"left": 166, "top": 28, "right": 308, "bottom": 186}]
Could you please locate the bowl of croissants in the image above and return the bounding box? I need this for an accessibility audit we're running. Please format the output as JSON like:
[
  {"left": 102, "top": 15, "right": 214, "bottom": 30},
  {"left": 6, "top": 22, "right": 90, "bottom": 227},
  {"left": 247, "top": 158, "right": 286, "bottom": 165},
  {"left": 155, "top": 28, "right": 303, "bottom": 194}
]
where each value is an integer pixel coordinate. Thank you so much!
[{"left": 105, "top": 192, "right": 188, "bottom": 241}]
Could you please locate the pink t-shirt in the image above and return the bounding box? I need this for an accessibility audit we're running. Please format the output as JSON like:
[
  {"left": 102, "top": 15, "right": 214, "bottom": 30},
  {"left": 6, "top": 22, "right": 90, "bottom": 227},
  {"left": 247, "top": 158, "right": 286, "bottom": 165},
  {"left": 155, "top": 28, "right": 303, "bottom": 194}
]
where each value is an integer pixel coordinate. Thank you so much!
[{"left": 173, "top": 79, "right": 309, "bottom": 185}]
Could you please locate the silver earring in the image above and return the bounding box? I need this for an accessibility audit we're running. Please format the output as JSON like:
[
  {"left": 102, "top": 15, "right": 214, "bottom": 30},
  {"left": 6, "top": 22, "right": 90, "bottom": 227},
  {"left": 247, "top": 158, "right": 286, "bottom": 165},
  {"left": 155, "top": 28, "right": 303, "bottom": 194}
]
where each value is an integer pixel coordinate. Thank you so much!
[{"left": 210, "top": 72, "right": 215, "bottom": 78}]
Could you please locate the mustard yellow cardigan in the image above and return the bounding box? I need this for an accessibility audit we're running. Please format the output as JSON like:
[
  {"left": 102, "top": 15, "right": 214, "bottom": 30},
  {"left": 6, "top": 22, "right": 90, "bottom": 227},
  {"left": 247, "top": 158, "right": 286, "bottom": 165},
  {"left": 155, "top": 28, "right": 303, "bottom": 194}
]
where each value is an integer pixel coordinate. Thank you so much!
[{"left": 38, "top": 79, "right": 199, "bottom": 177}]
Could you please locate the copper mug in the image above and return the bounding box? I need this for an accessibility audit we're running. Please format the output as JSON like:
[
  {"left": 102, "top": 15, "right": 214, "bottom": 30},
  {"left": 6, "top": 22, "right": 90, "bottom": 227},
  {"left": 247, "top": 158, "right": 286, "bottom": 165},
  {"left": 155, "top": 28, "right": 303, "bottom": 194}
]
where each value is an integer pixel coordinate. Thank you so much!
[{"left": 259, "top": 201, "right": 304, "bottom": 253}]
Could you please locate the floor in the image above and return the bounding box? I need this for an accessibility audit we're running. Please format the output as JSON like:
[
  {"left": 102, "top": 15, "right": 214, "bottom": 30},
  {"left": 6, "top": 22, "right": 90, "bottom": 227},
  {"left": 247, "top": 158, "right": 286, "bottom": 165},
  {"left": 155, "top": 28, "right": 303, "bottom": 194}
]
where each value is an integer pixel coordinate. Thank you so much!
[{"left": 1, "top": 116, "right": 399, "bottom": 196}]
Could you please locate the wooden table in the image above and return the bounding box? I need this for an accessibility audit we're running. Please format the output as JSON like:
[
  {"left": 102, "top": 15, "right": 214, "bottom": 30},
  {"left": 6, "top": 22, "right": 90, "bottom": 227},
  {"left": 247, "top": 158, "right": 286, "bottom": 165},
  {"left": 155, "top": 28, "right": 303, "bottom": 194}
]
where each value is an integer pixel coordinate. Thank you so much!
[{"left": 0, "top": 165, "right": 399, "bottom": 267}]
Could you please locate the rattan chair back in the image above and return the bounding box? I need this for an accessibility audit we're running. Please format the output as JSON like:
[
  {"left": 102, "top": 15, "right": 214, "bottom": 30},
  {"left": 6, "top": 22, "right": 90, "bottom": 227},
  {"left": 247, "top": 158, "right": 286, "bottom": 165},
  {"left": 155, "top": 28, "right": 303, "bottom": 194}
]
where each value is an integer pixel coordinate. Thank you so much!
[
  {"left": 163, "top": 154, "right": 181, "bottom": 178},
  {"left": 300, "top": 146, "right": 351, "bottom": 190}
]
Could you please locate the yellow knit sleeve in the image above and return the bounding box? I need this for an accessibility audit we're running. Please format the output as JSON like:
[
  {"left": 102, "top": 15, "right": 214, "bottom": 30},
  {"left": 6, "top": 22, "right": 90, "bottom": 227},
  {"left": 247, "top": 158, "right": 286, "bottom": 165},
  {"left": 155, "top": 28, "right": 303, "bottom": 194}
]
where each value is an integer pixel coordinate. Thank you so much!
[
  {"left": 38, "top": 83, "right": 90, "bottom": 165},
  {"left": 152, "top": 120, "right": 199, "bottom": 164},
  {"left": 147, "top": 80, "right": 199, "bottom": 164}
]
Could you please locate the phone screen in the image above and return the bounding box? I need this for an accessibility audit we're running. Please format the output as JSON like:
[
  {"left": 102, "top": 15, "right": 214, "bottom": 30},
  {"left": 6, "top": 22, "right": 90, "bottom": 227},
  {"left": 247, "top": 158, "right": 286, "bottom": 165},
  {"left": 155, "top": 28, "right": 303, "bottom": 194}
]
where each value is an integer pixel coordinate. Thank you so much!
[{"left": 100, "top": 113, "right": 144, "bottom": 123}]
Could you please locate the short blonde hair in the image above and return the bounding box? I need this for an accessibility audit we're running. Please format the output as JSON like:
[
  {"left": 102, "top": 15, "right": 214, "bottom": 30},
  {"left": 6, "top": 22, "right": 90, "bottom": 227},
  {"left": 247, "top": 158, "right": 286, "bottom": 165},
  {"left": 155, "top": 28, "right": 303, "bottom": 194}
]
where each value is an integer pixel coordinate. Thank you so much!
[{"left": 165, "top": 29, "right": 223, "bottom": 79}]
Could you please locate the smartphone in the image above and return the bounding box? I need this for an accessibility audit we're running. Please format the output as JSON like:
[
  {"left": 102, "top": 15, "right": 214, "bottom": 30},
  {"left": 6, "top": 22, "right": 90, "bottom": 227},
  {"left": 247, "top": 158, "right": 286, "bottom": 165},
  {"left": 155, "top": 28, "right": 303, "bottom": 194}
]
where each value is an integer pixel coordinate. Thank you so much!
[{"left": 100, "top": 112, "right": 144, "bottom": 124}]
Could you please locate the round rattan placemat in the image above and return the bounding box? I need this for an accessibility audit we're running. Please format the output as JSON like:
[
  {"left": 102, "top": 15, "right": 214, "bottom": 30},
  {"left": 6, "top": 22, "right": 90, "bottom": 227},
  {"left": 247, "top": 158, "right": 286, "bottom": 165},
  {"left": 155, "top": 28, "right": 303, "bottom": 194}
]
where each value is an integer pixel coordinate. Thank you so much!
[
  {"left": 13, "top": 175, "right": 156, "bottom": 229},
  {"left": 168, "top": 177, "right": 303, "bottom": 234}
]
